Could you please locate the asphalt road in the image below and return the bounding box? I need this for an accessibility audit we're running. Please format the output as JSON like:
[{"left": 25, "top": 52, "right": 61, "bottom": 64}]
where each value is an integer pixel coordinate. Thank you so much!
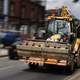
[{"left": 0, "top": 57, "right": 80, "bottom": 80}]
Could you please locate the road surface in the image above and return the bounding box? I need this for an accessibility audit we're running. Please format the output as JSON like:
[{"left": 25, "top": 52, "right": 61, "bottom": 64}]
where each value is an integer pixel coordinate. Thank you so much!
[{"left": 0, "top": 57, "right": 80, "bottom": 80}]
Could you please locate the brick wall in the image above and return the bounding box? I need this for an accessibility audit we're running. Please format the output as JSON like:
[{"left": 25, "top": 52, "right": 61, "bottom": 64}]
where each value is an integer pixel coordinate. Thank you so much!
[{"left": 8, "top": 0, "right": 45, "bottom": 35}]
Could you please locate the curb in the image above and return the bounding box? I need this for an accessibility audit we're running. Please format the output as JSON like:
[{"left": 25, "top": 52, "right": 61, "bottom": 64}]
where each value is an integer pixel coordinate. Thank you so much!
[
  {"left": 0, "top": 49, "right": 9, "bottom": 57},
  {"left": 0, "top": 55, "right": 8, "bottom": 57}
]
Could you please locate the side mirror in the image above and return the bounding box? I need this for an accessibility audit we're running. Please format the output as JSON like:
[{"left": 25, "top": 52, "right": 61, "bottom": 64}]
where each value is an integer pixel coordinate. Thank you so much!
[
  {"left": 69, "top": 32, "right": 76, "bottom": 44},
  {"left": 70, "top": 32, "right": 76, "bottom": 38}
]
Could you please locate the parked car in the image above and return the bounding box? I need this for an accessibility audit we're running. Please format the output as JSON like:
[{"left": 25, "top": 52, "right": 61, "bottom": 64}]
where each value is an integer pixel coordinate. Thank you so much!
[
  {"left": 0, "top": 31, "right": 22, "bottom": 60},
  {"left": 8, "top": 40, "right": 22, "bottom": 60}
]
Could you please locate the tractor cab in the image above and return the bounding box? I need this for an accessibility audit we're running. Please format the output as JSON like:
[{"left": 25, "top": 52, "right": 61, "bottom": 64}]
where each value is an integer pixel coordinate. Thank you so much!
[
  {"left": 46, "top": 18, "right": 75, "bottom": 43},
  {"left": 46, "top": 6, "right": 76, "bottom": 44}
]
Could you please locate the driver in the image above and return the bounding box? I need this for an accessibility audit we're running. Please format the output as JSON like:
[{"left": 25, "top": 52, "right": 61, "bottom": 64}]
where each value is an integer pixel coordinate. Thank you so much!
[{"left": 63, "top": 33, "right": 68, "bottom": 42}]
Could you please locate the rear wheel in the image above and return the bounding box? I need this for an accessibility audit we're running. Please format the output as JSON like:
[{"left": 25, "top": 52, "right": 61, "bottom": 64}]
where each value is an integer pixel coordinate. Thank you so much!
[{"left": 29, "top": 63, "right": 39, "bottom": 69}]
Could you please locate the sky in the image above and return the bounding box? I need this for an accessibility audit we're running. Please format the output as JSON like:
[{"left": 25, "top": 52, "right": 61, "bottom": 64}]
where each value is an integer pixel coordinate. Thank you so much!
[{"left": 46, "top": 0, "right": 80, "bottom": 19}]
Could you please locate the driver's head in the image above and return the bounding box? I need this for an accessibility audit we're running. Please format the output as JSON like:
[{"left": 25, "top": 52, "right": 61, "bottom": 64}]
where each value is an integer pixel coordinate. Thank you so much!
[{"left": 63, "top": 34, "right": 68, "bottom": 42}]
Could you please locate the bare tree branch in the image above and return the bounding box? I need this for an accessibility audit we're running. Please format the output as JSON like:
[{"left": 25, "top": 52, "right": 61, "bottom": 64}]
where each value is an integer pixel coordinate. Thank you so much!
[{"left": 73, "top": 0, "right": 79, "bottom": 2}]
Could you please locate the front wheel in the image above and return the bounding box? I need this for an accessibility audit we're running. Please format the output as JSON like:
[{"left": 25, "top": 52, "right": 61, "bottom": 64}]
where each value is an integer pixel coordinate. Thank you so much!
[{"left": 66, "top": 61, "right": 75, "bottom": 74}]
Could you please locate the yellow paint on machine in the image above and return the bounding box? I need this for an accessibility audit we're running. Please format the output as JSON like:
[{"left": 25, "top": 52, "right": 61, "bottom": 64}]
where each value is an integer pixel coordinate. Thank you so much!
[
  {"left": 25, "top": 57, "right": 67, "bottom": 66},
  {"left": 45, "top": 59, "right": 67, "bottom": 66},
  {"left": 73, "top": 38, "right": 80, "bottom": 53}
]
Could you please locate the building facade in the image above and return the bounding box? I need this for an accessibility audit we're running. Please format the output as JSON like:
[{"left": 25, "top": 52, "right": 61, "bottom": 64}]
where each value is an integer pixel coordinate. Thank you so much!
[
  {"left": 0, "top": 0, "right": 45, "bottom": 36},
  {"left": 8, "top": 0, "right": 45, "bottom": 35},
  {"left": 0, "top": 0, "right": 4, "bottom": 27}
]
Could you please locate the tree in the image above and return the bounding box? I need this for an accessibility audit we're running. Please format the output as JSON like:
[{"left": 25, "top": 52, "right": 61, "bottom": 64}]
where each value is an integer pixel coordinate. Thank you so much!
[{"left": 73, "top": 0, "right": 79, "bottom": 2}]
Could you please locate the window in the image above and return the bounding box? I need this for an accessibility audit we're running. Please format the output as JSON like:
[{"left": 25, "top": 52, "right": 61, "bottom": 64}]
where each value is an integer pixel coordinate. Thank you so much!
[
  {"left": 48, "top": 20, "right": 70, "bottom": 34},
  {"left": 10, "top": 2, "right": 15, "bottom": 16},
  {"left": 21, "top": 6, "right": 26, "bottom": 18},
  {"left": 0, "top": 0, "right": 3, "bottom": 15},
  {"left": 20, "top": 25, "right": 28, "bottom": 34}
]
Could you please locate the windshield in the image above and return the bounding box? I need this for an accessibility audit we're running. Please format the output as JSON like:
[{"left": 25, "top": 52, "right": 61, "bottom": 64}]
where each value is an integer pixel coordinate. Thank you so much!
[{"left": 48, "top": 20, "right": 70, "bottom": 35}]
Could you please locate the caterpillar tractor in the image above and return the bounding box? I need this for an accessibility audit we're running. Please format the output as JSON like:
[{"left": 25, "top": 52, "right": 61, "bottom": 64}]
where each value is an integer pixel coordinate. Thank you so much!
[{"left": 16, "top": 7, "right": 80, "bottom": 73}]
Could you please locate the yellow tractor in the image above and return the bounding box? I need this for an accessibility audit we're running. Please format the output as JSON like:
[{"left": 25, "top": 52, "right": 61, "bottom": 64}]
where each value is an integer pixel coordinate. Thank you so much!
[{"left": 16, "top": 6, "right": 80, "bottom": 74}]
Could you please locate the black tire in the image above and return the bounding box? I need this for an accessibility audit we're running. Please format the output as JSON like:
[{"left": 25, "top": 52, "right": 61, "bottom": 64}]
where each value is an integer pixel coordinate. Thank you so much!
[
  {"left": 66, "top": 61, "right": 75, "bottom": 74},
  {"left": 29, "top": 63, "right": 38, "bottom": 69},
  {"left": 44, "top": 64, "right": 51, "bottom": 69}
]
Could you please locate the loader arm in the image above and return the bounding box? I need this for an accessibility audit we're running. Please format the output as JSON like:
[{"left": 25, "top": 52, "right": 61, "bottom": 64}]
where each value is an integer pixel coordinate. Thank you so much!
[{"left": 73, "top": 38, "right": 80, "bottom": 53}]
